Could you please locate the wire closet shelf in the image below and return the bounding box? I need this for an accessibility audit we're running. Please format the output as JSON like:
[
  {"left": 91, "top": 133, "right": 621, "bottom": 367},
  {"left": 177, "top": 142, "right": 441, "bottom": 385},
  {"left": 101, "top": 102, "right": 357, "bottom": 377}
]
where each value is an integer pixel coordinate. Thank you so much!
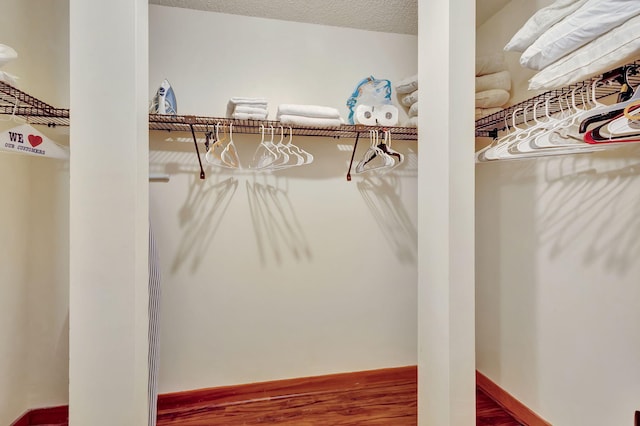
[
  {"left": 474, "top": 61, "right": 640, "bottom": 138},
  {"left": 0, "top": 81, "right": 418, "bottom": 140},
  {"left": 0, "top": 81, "right": 69, "bottom": 127},
  {"left": 149, "top": 114, "right": 418, "bottom": 140}
]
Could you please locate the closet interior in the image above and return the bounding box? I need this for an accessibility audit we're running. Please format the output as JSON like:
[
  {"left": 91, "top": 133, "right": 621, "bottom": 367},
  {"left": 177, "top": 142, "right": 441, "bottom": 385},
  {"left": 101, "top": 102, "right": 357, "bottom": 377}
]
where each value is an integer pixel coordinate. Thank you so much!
[{"left": 2, "top": 0, "right": 640, "bottom": 425}]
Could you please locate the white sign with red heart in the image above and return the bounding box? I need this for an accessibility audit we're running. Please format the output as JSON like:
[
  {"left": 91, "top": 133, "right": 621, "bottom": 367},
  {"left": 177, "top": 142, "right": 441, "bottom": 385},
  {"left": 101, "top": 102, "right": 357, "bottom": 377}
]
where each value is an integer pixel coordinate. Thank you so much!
[{"left": 0, "top": 123, "right": 68, "bottom": 159}]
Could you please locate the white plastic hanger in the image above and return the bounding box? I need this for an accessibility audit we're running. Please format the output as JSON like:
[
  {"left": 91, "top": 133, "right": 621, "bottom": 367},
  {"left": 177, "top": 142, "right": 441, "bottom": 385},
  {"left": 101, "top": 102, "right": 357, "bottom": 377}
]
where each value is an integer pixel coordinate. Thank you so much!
[
  {"left": 355, "top": 130, "right": 394, "bottom": 173},
  {"left": 250, "top": 124, "right": 279, "bottom": 170},
  {"left": 285, "top": 127, "right": 313, "bottom": 165},
  {"left": 271, "top": 126, "right": 304, "bottom": 169},
  {"left": 204, "top": 123, "right": 227, "bottom": 168},
  {"left": 221, "top": 123, "right": 241, "bottom": 169},
  {"left": 264, "top": 125, "right": 289, "bottom": 169}
]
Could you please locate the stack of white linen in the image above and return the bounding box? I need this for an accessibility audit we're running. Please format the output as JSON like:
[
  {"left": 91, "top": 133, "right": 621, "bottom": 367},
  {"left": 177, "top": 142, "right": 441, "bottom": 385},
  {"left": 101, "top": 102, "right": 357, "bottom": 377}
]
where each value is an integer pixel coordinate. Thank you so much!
[
  {"left": 475, "top": 53, "right": 511, "bottom": 120},
  {"left": 0, "top": 44, "right": 18, "bottom": 86},
  {"left": 396, "top": 74, "right": 419, "bottom": 127},
  {"left": 505, "top": 0, "right": 640, "bottom": 90},
  {"left": 277, "top": 104, "right": 343, "bottom": 127},
  {"left": 226, "top": 97, "right": 268, "bottom": 120}
]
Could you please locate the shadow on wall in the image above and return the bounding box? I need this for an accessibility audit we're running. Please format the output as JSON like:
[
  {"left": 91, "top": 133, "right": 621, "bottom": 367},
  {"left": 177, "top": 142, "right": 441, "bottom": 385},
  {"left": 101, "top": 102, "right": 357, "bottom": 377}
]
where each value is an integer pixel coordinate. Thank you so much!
[
  {"left": 536, "top": 144, "right": 640, "bottom": 275},
  {"left": 149, "top": 132, "right": 417, "bottom": 268},
  {"left": 170, "top": 172, "right": 238, "bottom": 274},
  {"left": 353, "top": 147, "right": 417, "bottom": 264},
  {"left": 246, "top": 175, "right": 311, "bottom": 267}
]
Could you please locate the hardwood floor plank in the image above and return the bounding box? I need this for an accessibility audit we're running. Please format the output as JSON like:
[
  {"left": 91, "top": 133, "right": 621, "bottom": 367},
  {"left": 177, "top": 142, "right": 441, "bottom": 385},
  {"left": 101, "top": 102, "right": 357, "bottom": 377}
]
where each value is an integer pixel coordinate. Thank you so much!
[
  {"left": 23, "top": 367, "right": 525, "bottom": 426},
  {"left": 158, "top": 366, "right": 416, "bottom": 413},
  {"left": 158, "top": 370, "right": 418, "bottom": 425}
]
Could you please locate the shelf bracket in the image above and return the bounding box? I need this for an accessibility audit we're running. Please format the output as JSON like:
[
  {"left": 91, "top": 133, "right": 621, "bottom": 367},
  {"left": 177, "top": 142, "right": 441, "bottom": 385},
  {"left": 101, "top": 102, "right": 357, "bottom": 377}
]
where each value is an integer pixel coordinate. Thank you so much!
[{"left": 186, "top": 117, "right": 205, "bottom": 180}]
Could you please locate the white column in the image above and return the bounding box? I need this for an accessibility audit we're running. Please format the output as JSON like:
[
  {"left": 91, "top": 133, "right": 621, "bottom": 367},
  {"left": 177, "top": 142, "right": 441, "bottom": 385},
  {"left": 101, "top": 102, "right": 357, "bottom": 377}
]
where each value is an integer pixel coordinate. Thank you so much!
[
  {"left": 417, "top": 0, "right": 476, "bottom": 424},
  {"left": 69, "top": 0, "right": 149, "bottom": 425}
]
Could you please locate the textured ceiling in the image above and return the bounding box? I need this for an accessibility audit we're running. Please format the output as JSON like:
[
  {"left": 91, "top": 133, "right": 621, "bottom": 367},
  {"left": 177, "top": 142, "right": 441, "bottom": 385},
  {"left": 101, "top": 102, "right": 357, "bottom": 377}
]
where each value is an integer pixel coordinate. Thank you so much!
[
  {"left": 148, "top": 0, "right": 418, "bottom": 34},
  {"left": 148, "top": 0, "right": 511, "bottom": 34}
]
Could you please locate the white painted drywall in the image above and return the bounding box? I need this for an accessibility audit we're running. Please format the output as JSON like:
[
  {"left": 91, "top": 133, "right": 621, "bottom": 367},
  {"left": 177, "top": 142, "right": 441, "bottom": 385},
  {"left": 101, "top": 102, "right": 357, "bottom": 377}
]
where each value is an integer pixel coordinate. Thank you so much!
[
  {"left": 476, "top": 2, "right": 640, "bottom": 424},
  {"left": 0, "top": 152, "right": 30, "bottom": 424},
  {"left": 0, "top": 1, "right": 69, "bottom": 423},
  {"left": 148, "top": 5, "right": 418, "bottom": 393},
  {"left": 419, "top": 0, "right": 476, "bottom": 424},
  {"left": 69, "top": 0, "right": 149, "bottom": 424}
]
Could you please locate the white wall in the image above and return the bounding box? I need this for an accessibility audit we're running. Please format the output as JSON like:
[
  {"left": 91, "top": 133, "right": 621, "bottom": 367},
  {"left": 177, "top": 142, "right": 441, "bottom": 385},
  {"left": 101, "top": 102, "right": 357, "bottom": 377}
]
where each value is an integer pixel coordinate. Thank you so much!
[
  {"left": 476, "top": 2, "right": 640, "bottom": 424},
  {"left": 149, "top": 5, "right": 418, "bottom": 393},
  {"left": 0, "top": 1, "right": 69, "bottom": 423}
]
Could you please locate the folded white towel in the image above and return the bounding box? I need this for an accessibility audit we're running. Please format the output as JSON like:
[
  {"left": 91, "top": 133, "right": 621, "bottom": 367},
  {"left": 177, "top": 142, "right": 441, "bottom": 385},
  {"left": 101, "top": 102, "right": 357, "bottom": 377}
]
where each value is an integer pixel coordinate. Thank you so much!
[
  {"left": 404, "top": 117, "right": 419, "bottom": 128},
  {"left": 229, "top": 97, "right": 268, "bottom": 104},
  {"left": 408, "top": 102, "right": 419, "bottom": 118},
  {"left": 277, "top": 104, "right": 341, "bottom": 119},
  {"left": 279, "top": 114, "right": 343, "bottom": 128},
  {"left": 234, "top": 105, "right": 269, "bottom": 115},
  {"left": 475, "top": 107, "right": 503, "bottom": 120},
  {"left": 400, "top": 90, "right": 418, "bottom": 107},
  {"left": 226, "top": 97, "right": 268, "bottom": 117},
  {"left": 233, "top": 112, "right": 268, "bottom": 120},
  {"left": 396, "top": 74, "right": 418, "bottom": 94},
  {"left": 476, "top": 53, "right": 507, "bottom": 76},
  {"left": 475, "top": 70, "right": 511, "bottom": 93},
  {"left": 475, "top": 89, "right": 510, "bottom": 109}
]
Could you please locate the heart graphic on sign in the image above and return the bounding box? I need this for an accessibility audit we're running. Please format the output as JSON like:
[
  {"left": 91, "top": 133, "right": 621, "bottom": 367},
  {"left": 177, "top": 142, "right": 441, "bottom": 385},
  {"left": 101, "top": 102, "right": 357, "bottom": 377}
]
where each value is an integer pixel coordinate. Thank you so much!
[{"left": 28, "top": 134, "right": 43, "bottom": 147}]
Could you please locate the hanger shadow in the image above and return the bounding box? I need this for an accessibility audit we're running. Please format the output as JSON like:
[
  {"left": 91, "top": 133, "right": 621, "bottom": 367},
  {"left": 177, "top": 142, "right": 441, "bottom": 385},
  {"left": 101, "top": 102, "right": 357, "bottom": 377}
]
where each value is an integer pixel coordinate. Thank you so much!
[
  {"left": 245, "top": 174, "right": 312, "bottom": 267},
  {"left": 535, "top": 144, "right": 640, "bottom": 275},
  {"left": 168, "top": 172, "right": 238, "bottom": 274},
  {"left": 356, "top": 173, "right": 417, "bottom": 264}
]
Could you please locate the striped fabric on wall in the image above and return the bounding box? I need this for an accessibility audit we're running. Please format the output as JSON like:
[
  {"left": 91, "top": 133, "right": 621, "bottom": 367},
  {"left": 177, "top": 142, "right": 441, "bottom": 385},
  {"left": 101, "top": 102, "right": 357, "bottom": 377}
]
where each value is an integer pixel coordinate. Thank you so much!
[{"left": 148, "top": 226, "right": 162, "bottom": 426}]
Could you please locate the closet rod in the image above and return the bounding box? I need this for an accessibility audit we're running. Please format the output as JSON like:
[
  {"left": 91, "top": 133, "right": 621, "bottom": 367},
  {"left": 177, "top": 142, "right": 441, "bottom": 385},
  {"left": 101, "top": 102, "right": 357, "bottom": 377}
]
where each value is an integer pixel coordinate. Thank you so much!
[{"left": 475, "top": 61, "right": 640, "bottom": 138}]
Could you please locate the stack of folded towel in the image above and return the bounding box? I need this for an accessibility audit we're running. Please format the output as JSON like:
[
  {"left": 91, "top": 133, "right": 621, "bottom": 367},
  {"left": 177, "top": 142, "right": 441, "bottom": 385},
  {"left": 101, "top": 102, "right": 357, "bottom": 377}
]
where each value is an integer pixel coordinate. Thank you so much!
[
  {"left": 395, "top": 74, "right": 419, "bottom": 128},
  {"left": 0, "top": 44, "right": 18, "bottom": 86},
  {"left": 475, "top": 53, "right": 512, "bottom": 120},
  {"left": 277, "top": 104, "right": 343, "bottom": 128},
  {"left": 226, "top": 97, "right": 269, "bottom": 120}
]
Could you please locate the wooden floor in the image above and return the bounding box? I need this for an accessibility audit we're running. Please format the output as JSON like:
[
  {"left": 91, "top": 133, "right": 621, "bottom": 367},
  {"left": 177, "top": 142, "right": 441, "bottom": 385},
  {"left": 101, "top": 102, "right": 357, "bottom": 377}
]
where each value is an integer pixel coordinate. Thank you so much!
[
  {"left": 156, "top": 389, "right": 519, "bottom": 425},
  {"left": 24, "top": 368, "right": 522, "bottom": 425},
  {"left": 476, "top": 389, "right": 522, "bottom": 426},
  {"left": 154, "top": 367, "right": 520, "bottom": 426}
]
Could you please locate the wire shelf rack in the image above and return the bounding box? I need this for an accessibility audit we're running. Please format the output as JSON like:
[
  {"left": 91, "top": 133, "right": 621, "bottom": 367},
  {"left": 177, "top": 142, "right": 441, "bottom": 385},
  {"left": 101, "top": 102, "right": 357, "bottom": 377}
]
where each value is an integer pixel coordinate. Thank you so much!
[
  {"left": 0, "top": 81, "right": 70, "bottom": 127},
  {"left": 149, "top": 114, "right": 418, "bottom": 140},
  {"left": 6, "top": 60, "right": 640, "bottom": 142},
  {"left": 475, "top": 61, "right": 640, "bottom": 138},
  {"left": 0, "top": 81, "right": 418, "bottom": 140}
]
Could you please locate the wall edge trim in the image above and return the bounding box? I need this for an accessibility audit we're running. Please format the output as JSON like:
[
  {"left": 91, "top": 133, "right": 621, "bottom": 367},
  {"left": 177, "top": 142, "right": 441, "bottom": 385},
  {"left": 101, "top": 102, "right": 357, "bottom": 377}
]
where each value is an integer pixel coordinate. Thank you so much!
[{"left": 476, "top": 370, "right": 552, "bottom": 426}]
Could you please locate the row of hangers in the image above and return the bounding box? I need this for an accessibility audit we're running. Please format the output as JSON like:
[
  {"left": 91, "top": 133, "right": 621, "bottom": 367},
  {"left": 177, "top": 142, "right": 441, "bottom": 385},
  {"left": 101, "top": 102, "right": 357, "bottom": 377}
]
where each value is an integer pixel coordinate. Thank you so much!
[
  {"left": 190, "top": 122, "right": 406, "bottom": 181},
  {"left": 478, "top": 65, "right": 640, "bottom": 162},
  {"left": 347, "top": 130, "right": 404, "bottom": 180},
  {"left": 248, "top": 124, "right": 314, "bottom": 170},
  {"left": 191, "top": 123, "right": 314, "bottom": 175}
]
